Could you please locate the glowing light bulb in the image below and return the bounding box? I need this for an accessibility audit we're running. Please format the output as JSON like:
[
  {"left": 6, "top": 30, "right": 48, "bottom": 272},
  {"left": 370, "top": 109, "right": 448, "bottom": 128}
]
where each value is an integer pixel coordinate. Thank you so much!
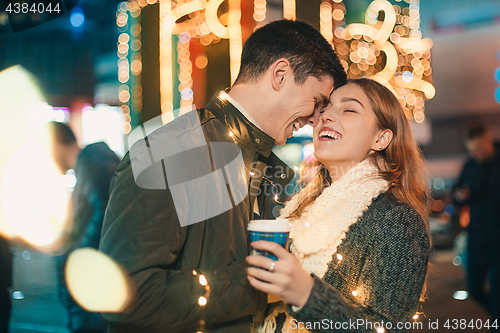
[
  {"left": 199, "top": 275, "right": 207, "bottom": 286},
  {"left": 336, "top": 254, "right": 343, "bottom": 261},
  {"left": 198, "top": 296, "right": 207, "bottom": 306},
  {"left": 453, "top": 290, "right": 468, "bottom": 300},
  {"left": 352, "top": 290, "right": 358, "bottom": 296}
]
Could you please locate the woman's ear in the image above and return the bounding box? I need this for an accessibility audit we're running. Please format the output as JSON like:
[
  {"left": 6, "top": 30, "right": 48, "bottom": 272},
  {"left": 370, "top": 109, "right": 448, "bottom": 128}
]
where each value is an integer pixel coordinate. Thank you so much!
[
  {"left": 270, "top": 58, "right": 291, "bottom": 91},
  {"left": 372, "top": 129, "right": 393, "bottom": 151}
]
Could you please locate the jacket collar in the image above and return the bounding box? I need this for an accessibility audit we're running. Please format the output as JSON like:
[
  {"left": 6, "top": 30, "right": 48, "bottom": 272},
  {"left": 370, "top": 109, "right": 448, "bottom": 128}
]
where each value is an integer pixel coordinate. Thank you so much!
[{"left": 206, "top": 91, "right": 275, "bottom": 158}]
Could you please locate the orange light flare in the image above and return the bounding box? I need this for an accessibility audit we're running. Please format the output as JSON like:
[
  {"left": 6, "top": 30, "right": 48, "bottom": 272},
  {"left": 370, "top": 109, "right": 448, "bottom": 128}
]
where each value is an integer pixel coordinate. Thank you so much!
[
  {"left": 0, "top": 141, "right": 74, "bottom": 252},
  {"left": 0, "top": 66, "right": 74, "bottom": 251},
  {"left": 65, "top": 248, "right": 135, "bottom": 313}
]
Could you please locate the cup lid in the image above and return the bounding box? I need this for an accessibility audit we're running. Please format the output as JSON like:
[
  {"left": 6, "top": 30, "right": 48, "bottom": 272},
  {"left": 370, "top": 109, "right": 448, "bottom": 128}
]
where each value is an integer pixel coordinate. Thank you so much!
[{"left": 248, "top": 219, "right": 290, "bottom": 232}]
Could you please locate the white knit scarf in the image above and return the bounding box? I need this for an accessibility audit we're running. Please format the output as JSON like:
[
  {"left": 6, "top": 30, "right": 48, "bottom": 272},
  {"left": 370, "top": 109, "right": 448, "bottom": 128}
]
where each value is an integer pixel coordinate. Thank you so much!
[{"left": 258, "top": 159, "right": 389, "bottom": 333}]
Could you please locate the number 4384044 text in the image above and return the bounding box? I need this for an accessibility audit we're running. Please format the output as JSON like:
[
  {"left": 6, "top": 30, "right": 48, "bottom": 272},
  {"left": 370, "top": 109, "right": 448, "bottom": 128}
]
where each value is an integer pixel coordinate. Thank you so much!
[{"left": 5, "top": 2, "right": 61, "bottom": 14}]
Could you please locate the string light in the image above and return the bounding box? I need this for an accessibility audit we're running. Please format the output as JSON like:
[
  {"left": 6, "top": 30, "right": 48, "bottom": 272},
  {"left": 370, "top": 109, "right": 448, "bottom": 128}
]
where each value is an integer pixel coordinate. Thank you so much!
[
  {"left": 199, "top": 275, "right": 207, "bottom": 286},
  {"left": 228, "top": 0, "right": 242, "bottom": 85},
  {"left": 332, "top": 8, "right": 345, "bottom": 21},
  {"left": 218, "top": 94, "right": 287, "bottom": 204},
  {"left": 224, "top": 130, "right": 284, "bottom": 204},
  {"left": 198, "top": 296, "right": 207, "bottom": 306},
  {"left": 320, "top": 1, "right": 333, "bottom": 45},
  {"left": 283, "top": 0, "right": 296, "bottom": 20},
  {"left": 116, "top": 3, "right": 132, "bottom": 134},
  {"left": 177, "top": 32, "right": 194, "bottom": 108},
  {"left": 171, "top": 0, "right": 207, "bottom": 35},
  {"left": 328, "top": 243, "right": 426, "bottom": 324},
  {"left": 130, "top": 18, "right": 143, "bottom": 115},
  {"left": 182, "top": 271, "right": 211, "bottom": 332},
  {"left": 119, "top": 0, "right": 244, "bottom": 126},
  {"left": 195, "top": 55, "right": 208, "bottom": 69},
  {"left": 334, "top": 0, "right": 433, "bottom": 121},
  {"left": 118, "top": 90, "right": 131, "bottom": 103},
  {"left": 160, "top": 0, "right": 173, "bottom": 117},
  {"left": 253, "top": 0, "right": 267, "bottom": 28},
  {"left": 206, "top": 0, "right": 228, "bottom": 38}
]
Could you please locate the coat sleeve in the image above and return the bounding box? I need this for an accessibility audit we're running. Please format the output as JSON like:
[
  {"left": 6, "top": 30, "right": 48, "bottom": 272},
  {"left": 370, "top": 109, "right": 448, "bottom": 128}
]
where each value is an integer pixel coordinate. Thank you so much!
[
  {"left": 98, "top": 156, "right": 266, "bottom": 331},
  {"left": 288, "top": 206, "right": 429, "bottom": 333}
]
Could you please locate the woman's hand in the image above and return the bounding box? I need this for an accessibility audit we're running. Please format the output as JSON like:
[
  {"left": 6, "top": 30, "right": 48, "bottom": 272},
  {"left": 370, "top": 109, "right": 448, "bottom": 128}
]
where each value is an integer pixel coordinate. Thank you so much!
[{"left": 246, "top": 241, "right": 314, "bottom": 308}]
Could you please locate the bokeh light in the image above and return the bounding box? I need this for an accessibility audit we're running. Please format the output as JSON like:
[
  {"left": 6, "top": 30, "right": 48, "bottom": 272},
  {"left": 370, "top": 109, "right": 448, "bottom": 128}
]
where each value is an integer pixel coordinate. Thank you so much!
[
  {"left": 453, "top": 290, "right": 468, "bottom": 301},
  {"left": 66, "top": 248, "right": 134, "bottom": 312},
  {"left": 0, "top": 66, "right": 48, "bottom": 240},
  {"left": 70, "top": 9, "right": 85, "bottom": 28}
]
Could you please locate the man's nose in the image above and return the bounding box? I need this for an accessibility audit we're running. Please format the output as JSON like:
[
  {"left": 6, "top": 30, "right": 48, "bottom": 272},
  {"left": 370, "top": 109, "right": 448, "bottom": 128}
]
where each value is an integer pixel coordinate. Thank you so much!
[{"left": 307, "top": 108, "right": 321, "bottom": 127}]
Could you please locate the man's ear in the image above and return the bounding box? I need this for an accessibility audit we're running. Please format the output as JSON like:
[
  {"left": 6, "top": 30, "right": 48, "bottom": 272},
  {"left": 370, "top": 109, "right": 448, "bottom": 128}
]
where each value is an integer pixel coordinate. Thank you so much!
[
  {"left": 372, "top": 129, "right": 393, "bottom": 151},
  {"left": 270, "top": 58, "right": 291, "bottom": 91}
]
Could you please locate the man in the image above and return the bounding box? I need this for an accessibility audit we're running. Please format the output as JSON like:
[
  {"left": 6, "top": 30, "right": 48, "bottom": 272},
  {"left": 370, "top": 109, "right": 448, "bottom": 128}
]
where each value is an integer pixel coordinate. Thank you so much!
[
  {"left": 99, "top": 19, "right": 346, "bottom": 332},
  {"left": 453, "top": 124, "right": 500, "bottom": 331},
  {"left": 45, "top": 121, "right": 120, "bottom": 333}
]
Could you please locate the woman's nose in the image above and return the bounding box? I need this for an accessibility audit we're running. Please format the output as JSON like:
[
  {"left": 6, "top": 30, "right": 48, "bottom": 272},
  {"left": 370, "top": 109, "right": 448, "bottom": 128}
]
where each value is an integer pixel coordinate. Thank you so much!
[{"left": 320, "top": 109, "right": 335, "bottom": 123}]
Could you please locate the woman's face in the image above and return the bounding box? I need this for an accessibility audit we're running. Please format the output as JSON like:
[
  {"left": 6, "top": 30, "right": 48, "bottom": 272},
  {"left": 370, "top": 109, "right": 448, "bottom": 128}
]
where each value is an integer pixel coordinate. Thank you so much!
[{"left": 313, "top": 83, "right": 383, "bottom": 174}]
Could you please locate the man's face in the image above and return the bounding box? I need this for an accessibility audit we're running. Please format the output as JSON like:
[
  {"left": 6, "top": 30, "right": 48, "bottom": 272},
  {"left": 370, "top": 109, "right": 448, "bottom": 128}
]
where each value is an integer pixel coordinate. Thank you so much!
[
  {"left": 271, "top": 75, "right": 334, "bottom": 145},
  {"left": 466, "top": 134, "right": 495, "bottom": 163}
]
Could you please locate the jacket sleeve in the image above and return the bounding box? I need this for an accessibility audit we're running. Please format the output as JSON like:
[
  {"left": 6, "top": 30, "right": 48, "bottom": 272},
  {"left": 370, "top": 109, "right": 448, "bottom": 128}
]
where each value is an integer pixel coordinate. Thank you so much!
[
  {"left": 99, "top": 156, "right": 266, "bottom": 331},
  {"left": 288, "top": 206, "right": 429, "bottom": 333}
]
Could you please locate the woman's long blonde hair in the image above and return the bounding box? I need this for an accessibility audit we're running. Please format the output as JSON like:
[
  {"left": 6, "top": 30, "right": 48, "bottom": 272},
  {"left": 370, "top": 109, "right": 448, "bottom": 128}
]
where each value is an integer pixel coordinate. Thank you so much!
[{"left": 287, "top": 78, "right": 429, "bottom": 222}]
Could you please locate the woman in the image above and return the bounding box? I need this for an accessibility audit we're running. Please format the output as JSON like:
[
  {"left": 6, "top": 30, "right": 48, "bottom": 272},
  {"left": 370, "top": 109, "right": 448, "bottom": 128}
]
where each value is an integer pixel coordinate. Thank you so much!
[{"left": 246, "top": 78, "right": 430, "bottom": 333}]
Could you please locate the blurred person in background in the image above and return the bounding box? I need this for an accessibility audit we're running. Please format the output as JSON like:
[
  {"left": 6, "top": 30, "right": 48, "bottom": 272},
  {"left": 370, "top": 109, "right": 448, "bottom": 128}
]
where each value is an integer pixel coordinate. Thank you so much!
[
  {"left": 0, "top": 234, "right": 12, "bottom": 333},
  {"left": 453, "top": 123, "right": 500, "bottom": 330},
  {"left": 45, "top": 121, "right": 120, "bottom": 333}
]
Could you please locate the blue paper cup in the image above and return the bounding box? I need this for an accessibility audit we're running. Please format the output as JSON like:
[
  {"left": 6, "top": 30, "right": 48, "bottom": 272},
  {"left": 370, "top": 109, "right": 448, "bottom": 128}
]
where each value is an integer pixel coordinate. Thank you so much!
[{"left": 248, "top": 219, "right": 291, "bottom": 261}]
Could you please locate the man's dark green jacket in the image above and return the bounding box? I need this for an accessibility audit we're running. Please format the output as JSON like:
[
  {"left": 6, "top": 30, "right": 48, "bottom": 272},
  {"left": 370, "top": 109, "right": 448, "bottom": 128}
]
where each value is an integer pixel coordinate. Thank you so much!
[{"left": 99, "top": 93, "right": 294, "bottom": 333}]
